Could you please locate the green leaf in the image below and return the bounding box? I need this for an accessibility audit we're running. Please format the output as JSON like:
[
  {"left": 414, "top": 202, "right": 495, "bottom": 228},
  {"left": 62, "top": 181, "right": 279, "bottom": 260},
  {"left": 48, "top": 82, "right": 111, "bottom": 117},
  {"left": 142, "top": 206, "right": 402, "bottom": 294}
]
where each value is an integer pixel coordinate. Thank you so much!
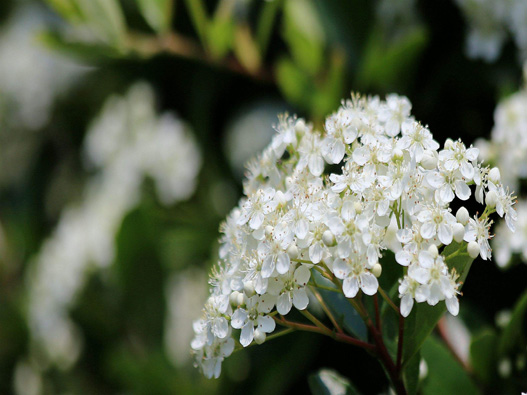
[
  {"left": 469, "top": 328, "right": 498, "bottom": 385},
  {"left": 311, "top": 49, "right": 346, "bottom": 119},
  {"left": 136, "top": 0, "right": 173, "bottom": 33},
  {"left": 498, "top": 290, "right": 527, "bottom": 356},
  {"left": 421, "top": 336, "right": 479, "bottom": 395},
  {"left": 44, "top": 0, "right": 83, "bottom": 22},
  {"left": 308, "top": 368, "right": 360, "bottom": 395},
  {"left": 355, "top": 25, "right": 428, "bottom": 92},
  {"left": 312, "top": 271, "right": 368, "bottom": 341},
  {"left": 275, "top": 57, "right": 313, "bottom": 112},
  {"left": 282, "top": 0, "right": 325, "bottom": 76},
  {"left": 38, "top": 30, "right": 122, "bottom": 62},
  {"left": 75, "top": 0, "right": 127, "bottom": 47},
  {"left": 207, "top": 7, "right": 234, "bottom": 59},
  {"left": 402, "top": 242, "right": 474, "bottom": 366},
  {"left": 403, "top": 351, "right": 421, "bottom": 395}
]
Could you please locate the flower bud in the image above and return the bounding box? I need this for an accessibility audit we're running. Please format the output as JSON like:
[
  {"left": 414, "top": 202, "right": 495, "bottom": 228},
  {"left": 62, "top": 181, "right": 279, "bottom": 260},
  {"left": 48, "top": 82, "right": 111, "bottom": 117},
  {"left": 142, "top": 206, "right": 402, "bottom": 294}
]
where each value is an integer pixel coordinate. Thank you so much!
[
  {"left": 421, "top": 150, "right": 438, "bottom": 170},
  {"left": 467, "top": 241, "right": 480, "bottom": 259},
  {"left": 372, "top": 263, "right": 382, "bottom": 278},
  {"left": 392, "top": 148, "right": 404, "bottom": 161},
  {"left": 253, "top": 329, "right": 266, "bottom": 345},
  {"left": 295, "top": 119, "right": 306, "bottom": 135},
  {"left": 456, "top": 207, "right": 469, "bottom": 225},
  {"left": 354, "top": 201, "right": 363, "bottom": 214},
  {"left": 452, "top": 223, "right": 465, "bottom": 243},
  {"left": 428, "top": 244, "right": 439, "bottom": 258},
  {"left": 444, "top": 138, "right": 454, "bottom": 149},
  {"left": 237, "top": 292, "right": 246, "bottom": 306},
  {"left": 322, "top": 230, "right": 335, "bottom": 246},
  {"left": 488, "top": 167, "right": 501, "bottom": 184},
  {"left": 287, "top": 244, "right": 299, "bottom": 259},
  {"left": 229, "top": 291, "right": 241, "bottom": 306},
  {"left": 244, "top": 280, "right": 255, "bottom": 297},
  {"left": 486, "top": 190, "right": 498, "bottom": 208}
]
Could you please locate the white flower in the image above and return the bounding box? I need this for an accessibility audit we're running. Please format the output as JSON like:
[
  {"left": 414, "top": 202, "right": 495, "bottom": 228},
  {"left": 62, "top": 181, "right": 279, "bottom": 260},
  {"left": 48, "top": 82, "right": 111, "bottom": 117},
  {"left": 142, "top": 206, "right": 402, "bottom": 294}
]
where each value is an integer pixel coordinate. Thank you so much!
[
  {"left": 231, "top": 295, "right": 276, "bottom": 347},
  {"left": 332, "top": 255, "right": 379, "bottom": 298},
  {"left": 464, "top": 216, "right": 493, "bottom": 260},
  {"left": 238, "top": 188, "right": 278, "bottom": 230},
  {"left": 268, "top": 265, "right": 311, "bottom": 315},
  {"left": 417, "top": 205, "right": 457, "bottom": 245}
]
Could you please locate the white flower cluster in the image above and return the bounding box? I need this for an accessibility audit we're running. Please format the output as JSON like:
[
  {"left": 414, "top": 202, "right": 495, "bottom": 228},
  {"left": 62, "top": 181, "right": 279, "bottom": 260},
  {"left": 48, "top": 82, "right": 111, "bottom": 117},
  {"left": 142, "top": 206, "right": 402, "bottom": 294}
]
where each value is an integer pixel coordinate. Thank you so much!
[
  {"left": 477, "top": 65, "right": 527, "bottom": 267},
  {"left": 192, "top": 93, "right": 516, "bottom": 378},
  {"left": 28, "top": 83, "right": 201, "bottom": 365},
  {"left": 455, "top": 0, "right": 527, "bottom": 62}
]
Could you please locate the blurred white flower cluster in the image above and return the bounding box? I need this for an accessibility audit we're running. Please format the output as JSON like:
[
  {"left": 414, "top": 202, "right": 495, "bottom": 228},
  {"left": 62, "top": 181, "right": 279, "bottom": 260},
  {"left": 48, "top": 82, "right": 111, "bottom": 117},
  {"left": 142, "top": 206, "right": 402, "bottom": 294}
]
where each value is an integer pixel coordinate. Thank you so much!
[
  {"left": 0, "top": 5, "right": 87, "bottom": 187},
  {"left": 191, "top": 93, "right": 515, "bottom": 379},
  {"left": 478, "top": 65, "right": 527, "bottom": 267},
  {"left": 28, "top": 83, "right": 201, "bottom": 366},
  {"left": 455, "top": 0, "right": 527, "bottom": 62},
  {"left": 0, "top": 5, "right": 85, "bottom": 130}
]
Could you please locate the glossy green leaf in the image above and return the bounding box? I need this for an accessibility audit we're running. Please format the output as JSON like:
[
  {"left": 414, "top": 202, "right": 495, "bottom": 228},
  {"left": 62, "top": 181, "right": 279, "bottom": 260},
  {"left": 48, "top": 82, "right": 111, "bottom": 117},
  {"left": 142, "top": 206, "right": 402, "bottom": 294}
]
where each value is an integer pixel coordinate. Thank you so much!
[
  {"left": 311, "top": 50, "right": 346, "bottom": 119},
  {"left": 311, "top": 271, "right": 368, "bottom": 341},
  {"left": 498, "top": 290, "right": 527, "bottom": 356},
  {"left": 403, "top": 351, "right": 421, "bottom": 395},
  {"left": 402, "top": 242, "right": 474, "bottom": 366},
  {"left": 308, "top": 368, "right": 360, "bottom": 395},
  {"left": 470, "top": 328, "right": 498, "bottom": 385},
  {"left": 421, "top": 336, "right": 479, "bottom": 395},
  {"left": 136, "top": 0, "right": 173, "bottom": 33}
]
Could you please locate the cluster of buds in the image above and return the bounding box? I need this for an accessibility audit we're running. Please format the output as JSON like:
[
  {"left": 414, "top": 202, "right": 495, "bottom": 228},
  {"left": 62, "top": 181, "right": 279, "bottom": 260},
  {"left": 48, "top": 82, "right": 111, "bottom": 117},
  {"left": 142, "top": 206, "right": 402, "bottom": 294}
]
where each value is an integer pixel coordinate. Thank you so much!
[{"left": 191, "top": 93, "right": 516, "bottom": 378}]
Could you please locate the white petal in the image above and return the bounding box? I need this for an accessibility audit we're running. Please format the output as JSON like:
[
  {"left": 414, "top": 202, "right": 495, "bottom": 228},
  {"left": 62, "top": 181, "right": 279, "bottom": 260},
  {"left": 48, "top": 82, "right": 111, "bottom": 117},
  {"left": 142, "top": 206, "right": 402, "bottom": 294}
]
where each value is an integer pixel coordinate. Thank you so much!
[
  {"left": 249, "top": 212, "right": 264, "bottom": 230},
  {"left": 460, "top": 161, "right": 475, "bottom": 179},
  {"left": 420, "top": 222, "right": 436, "bottom": 239},
  {"left": 360, "top": 272, "right": 379, "bottom": 295},
  {"left": 276, "top": 253, "right": 291, "bottom": 274},
  {"left": 446, "top": 297, "right": 459, "bottom": 316},
  {"left": 240, "top": 322, "right": 254, "bottom": 347},
  {"left": 395, "top": 250, "right": 412, "bottom": 266},
  {"left": 418, "top": 251, "right": 434, "bottom": 268},
  {"left": 277, "top": 293, "right": 293, "bottom": 315},
  {"left": 439, "top": 185, "right": 455, "bottom": 203},
  {"left": 231, "top": 309, "right": 247, "bottom": 329},
  {"left": 426, "top": 172, "right": 444, "bottom": 189},
  {"left": 257, "top": 315, "right": 276, "bottom": 333},
  {"left": 294, "top": 265, "right": 311, "bottom": 286},
  {"left": 438, "top": 223, "right": 453, "bottom": 245},
  {"left": 293, "top": 289, "right": 309, "bottom": 310},
  {"left": 342, "top": 277, "right": 359, "bottom": 298},
  {"left": 309, "top": 155, "right": 325, "bottom": 176},
  {"left": 332, "top": 259, "right": 350, "bottom": 279},
  {"left": 309, "top": 243, "right": 324, "bottom": 264},
  {"left": 455, "top": 180, "right": 471, "bottom": 201},
  {"left": 261, "top": 255, "right": 275, "bottom": 278},
  {"left": 400, "top": 294, "right": 414, "bottom": 317},
  {"left": 213, "top": 317, "right": 229, "bottom": 338}
]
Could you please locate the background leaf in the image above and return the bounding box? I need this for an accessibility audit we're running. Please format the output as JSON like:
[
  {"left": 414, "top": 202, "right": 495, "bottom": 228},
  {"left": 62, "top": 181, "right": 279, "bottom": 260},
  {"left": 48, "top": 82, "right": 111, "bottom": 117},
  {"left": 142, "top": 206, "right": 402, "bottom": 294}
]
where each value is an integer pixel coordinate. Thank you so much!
[
  {"left": 136, "top": 0, "right": 173, "bottom": 33},
  {"left": 308, "top": 368, "right": 360, "bottom": 395},
  {"left": 420, "top": 336, "right": 479, "bottom": 395}
]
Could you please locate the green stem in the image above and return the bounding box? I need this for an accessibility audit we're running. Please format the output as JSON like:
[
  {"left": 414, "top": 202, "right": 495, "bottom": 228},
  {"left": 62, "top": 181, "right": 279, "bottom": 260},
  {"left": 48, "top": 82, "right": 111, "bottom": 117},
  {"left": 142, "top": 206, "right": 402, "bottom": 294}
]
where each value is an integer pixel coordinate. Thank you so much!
[
  {"left": 378, "top": 286, "right": 400, "bottom": 314},
  {"left": 311, "top": 287, "right": 343, "bottom": 333}
]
